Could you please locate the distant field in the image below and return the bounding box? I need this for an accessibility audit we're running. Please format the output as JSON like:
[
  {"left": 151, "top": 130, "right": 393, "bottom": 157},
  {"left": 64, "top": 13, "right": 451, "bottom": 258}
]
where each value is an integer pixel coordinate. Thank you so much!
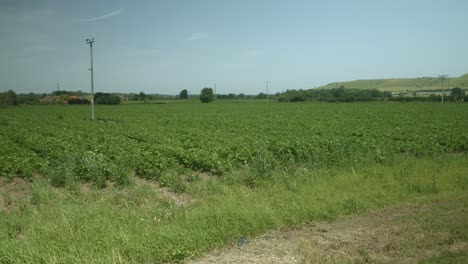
[
  {"left": 1, "top": 102, "right": 467, "bottom": 263},
  {"left": 317, "top": 73, "right": 468, "bottom": 92}
]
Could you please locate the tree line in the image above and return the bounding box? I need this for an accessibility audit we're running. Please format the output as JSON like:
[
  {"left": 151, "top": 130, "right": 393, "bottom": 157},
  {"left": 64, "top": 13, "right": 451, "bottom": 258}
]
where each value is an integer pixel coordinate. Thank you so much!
[
  {"left": 276, "top": 87, "right": 467, "bottom": 102},
  {"left": 1, "top": 87, "right": 466, "bottom": 105},
  {"left": 0, "top": 90, "right": 122, "bottom": 105}
]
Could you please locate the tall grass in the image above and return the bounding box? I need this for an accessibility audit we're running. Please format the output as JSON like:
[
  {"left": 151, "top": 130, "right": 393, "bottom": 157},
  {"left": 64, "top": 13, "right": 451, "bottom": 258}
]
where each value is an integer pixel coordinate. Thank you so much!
[{"left": 1, "top": 154, "right": 467, "bottom": 263}]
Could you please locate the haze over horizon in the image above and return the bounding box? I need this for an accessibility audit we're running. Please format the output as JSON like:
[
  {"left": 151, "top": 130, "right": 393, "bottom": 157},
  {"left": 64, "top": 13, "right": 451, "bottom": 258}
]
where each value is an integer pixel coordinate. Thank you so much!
[{"left": 1, "top": 0, "right": 467, "bottom": 95}]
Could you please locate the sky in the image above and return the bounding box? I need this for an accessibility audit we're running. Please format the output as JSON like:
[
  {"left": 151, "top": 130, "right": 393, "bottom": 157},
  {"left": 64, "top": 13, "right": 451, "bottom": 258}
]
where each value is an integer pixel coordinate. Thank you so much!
[{"left": 1, "top": 0, "right": 467, "bottom": 95}]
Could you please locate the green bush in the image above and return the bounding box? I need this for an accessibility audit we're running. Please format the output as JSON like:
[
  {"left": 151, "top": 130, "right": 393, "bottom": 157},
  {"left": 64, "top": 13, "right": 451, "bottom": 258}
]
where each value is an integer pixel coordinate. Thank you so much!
[
  {"left": 94, "top": 93, "right": 121, "bottom": 105},
  {"left": 200, "top": 88, "right": 214, "bottom": 103},
  {"left": 0, "top": 90, "right": 18, "bottom": 105},
  {"left": 68, "top": 98, "right": 89, "bottom": 104}
]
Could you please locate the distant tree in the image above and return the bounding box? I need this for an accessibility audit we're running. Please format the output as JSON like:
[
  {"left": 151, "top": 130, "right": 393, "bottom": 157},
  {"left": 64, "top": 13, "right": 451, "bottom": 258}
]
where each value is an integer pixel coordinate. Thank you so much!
[
  {"left": 68, "top": 98, "right": 90, "bottom": 104},
  {"left": 138, "top": 91, "right": 146, "bottom": 101},
  {"left": 370, "top": 89, "right": 382, "bottom": 97},
  {"left": 429, "top": 94, "right": 441, "bottom": 102},
  {"left": 95, "top": 92, "right": 121, "bottom": 104},
  {"left": 59, "top": 94, "right": 70, "bottom": 101},
  {"left": 17, "top": 92, "right": 41, "bottom": 104},
  {"left": 0, "top": 90, "right": 18, "bottom": 105},
  {"left": 130, "top": 93, "right": 139, "bottom": 101},
  {"left": 200, "top": 88, "right": 214, "bottom": 103},
  {"left": 451, "top": 87, "right": 464, "bottom": 102},
  {"left": 290, "top": 94, "right": 306, "bottom": 102},
  {"left": 383, "top": 91, "right": 393, "bottom": 98},
  {"left": 256, "top": 92, "right": 266, "bottom": 99},
  {"left": 331, "top": 87, "right": 346, "bottom": 97},
  {"left": 179, "top": 89, "right": 188, "bottom": 99}
]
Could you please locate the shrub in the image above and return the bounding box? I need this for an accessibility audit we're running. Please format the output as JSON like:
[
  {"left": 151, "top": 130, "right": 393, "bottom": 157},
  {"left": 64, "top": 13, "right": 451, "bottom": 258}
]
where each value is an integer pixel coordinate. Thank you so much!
[
  {"left": 0, "top": 90, "right": 18, "bottom": 105},
  {"left": 68, "top": 98, "right": 90, "bottom": 104},
  {"left": 200, "top": 88, "right": 214, "bottom": 103},
  {"left": 94, "top": 93, "right": 121, "bottom": 105}
]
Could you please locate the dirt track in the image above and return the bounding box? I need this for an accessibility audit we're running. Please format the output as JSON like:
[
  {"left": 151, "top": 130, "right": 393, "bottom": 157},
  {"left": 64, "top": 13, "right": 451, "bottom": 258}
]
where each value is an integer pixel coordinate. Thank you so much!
[{"left": 190, "top": 196, "right": 468, "bottom": 264}]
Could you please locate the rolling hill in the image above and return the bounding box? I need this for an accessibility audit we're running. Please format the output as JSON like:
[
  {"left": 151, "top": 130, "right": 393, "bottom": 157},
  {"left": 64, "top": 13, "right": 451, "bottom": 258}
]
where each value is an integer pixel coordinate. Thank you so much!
[{"left": 317, "top": 74, "right": 468, "bottom": 92}]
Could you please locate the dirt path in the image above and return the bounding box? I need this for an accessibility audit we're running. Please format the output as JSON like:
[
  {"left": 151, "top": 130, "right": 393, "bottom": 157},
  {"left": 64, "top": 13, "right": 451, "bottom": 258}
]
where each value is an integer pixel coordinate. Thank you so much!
[
  {"left": 0, "top": 177, "right": 30, "bottom": 211},
  {"left": 190, "top": 195, "right": 468, "bottom": 264}
]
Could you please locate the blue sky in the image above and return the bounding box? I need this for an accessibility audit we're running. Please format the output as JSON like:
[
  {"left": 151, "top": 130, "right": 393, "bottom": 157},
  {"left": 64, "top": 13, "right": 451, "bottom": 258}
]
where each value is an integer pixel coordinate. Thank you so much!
[{"left": 1, "top": 0, "right": 467, "bottom": 95}]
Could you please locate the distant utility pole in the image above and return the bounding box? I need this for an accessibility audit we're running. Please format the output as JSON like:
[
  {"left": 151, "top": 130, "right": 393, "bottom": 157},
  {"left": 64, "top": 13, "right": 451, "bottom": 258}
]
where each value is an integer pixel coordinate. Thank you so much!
[
  {"left": 214, "top": 83, "right": 217, "bottom": 99},
  {"left": 56, "top": 82, "right": 60, "bottom": 94},
  {"left": 86, "top": 38, "right": 95, "bottom": 121},
  {"left": 265, "top": 81, "right": 270, "bottom": 103},
  {"left": 439, "top": 74, "right": 447, "bottom": 104}
]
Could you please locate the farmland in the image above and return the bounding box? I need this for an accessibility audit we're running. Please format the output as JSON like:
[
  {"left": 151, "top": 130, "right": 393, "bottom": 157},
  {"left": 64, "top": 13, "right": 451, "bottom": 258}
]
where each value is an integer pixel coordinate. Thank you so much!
[
  {"left": 1, "top": 103, "right": 467, "bottom": 185},
  {"left": 1, "top": 102, "right": 468, "bottom": 263}
]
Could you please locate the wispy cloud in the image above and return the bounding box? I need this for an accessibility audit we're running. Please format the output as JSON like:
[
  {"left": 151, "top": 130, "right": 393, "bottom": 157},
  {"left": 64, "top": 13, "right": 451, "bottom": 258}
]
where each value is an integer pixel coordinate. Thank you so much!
[
  {"left": 122, "top": 48, "right": 160, "bottom": 57},
  {"left": 243, "top": 49, "right": 264, "bottom": 58},
  {"left": 80, "top": 8, "right": 124, "bottom": 22},
  {"left": 185, "top": 32, "right": 208, "bottom": 41}
]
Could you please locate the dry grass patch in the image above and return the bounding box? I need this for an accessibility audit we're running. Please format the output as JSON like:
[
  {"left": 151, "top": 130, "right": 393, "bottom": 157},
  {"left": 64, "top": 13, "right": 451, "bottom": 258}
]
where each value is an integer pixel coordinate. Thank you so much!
[
  {"left": 191, "top": 195, "right": 468, "bottom": 264},
  {"left": 0, "top": 177, "right": 30, "bottom": 211}
]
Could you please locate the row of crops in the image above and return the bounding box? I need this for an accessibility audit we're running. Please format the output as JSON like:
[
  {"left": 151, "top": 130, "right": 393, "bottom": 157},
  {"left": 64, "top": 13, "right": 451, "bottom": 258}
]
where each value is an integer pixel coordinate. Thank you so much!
[{"left": 0, "top": 103, "right": 467, "bottom": 186}]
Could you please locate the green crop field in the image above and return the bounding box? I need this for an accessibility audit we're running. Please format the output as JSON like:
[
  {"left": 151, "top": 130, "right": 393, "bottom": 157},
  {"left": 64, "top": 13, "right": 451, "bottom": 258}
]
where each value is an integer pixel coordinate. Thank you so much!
[
  {"left": 1, "top": 103, "right": 467, "bottom": 184},
  {"left": 1, "top": 102, "right": 468, "bottom": 263}
]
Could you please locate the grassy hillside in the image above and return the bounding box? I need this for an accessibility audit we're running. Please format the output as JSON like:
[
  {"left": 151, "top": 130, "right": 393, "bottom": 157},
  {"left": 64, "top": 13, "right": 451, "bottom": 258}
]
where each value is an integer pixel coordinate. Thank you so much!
[{"left": 317, "top": 73, "right": 468, "bottom": 92}]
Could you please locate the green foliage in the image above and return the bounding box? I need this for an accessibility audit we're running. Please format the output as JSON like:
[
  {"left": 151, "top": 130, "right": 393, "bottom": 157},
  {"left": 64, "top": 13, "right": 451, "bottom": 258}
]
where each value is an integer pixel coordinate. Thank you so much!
[
  {"left": 94, "top": 93, "right": 121, "bottom": 105},
  {"left": 0, "top": 103, "right": 467, "bottom": 188},
  {"left": 0, "top": 155, "right": 467, "bottom": 263},
  {"left": 278, "top": 88, "right": 391, "bottom": 102},
  {"left": 1, "top": 103, "right": 468, "bottom": 263},
  {"left": 179, "top": 89, "right": 188, "bottom": 99},
  {"left": 51, "top": 90, "right": 85, "bottom": 96},
  {"left": 0, "top": 90, "right": 18, "bottom": 105},
  {"left": 17, "top": 92, "right": 41, "bottom": 104},
  {"left": 256, "top": 92, "right": 267, "bottom": 99},
  {"left": 138, "top": 91, "right": 146, "bottom": 101},
  {"left": 130, "top": 92, "right": 148, "bottom": 101},
  {"left": 450, "top": 87, "right": 465, "bottom": 102},
  {"left": 0, "top": 116, "right": 8, "bottom": 126},
  {"left": 421, "top": 251, "right": 468, "bottom": 263},
  {"left": 200, "top": 88, "right": 214, "bottom": 103},
  {"left": 68, "top": 98, "right": 90, "bottom": 104}
]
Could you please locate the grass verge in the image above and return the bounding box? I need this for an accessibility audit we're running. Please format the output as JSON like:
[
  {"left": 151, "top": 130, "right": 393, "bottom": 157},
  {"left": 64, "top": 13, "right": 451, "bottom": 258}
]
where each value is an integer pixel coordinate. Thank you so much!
[
  {"left": 0, "top": 154, "right": 467, "bottom": 263},
  {"left": 191, "top": 193, "right": 468, "bottom": 263}
]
